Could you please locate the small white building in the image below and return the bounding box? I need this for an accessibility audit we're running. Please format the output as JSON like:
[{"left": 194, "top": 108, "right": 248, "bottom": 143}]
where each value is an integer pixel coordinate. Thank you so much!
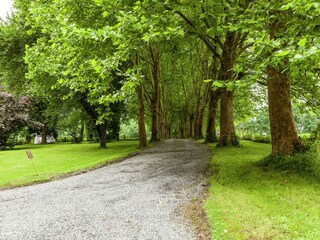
[{"left": 34, "top": 135, "right": 56, "bottom": 144}]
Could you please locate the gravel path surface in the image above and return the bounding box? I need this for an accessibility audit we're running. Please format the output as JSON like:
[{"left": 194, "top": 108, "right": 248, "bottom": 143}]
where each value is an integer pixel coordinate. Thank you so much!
[{"left": 0, "top": 139, "right": 211, "bottom": 240}]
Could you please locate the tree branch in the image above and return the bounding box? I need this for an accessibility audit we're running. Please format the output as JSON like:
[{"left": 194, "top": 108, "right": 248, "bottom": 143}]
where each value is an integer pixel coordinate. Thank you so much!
[{"left": 172, "top": 9, "right": 220, "bottom": 58}]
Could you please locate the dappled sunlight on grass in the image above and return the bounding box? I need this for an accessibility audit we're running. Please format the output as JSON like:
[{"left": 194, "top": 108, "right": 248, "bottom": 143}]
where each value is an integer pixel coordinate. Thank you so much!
[{"left": 206, "top": 141, "right": 320, "bottom": 239}]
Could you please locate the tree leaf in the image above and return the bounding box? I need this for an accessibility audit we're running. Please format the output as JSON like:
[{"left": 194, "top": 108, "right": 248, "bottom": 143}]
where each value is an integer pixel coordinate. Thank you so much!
[
  {"left": 274, "top": 50, "right": 291, "bottom": 57},
  {"left": 298, "top": 38, "right": 307, "bottom": 47}
]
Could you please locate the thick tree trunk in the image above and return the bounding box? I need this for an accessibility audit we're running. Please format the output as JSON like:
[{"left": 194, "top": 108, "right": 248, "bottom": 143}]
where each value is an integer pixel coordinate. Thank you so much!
[
  {"left": 267, "top": 11, "right": 302, "bottom": 155},
  {"left": 267, "top": 67, "right": 302, "bottom": 155},
  {"left": 218, "top": 31, "right": 239, "bottom": 146},
  {"left": 41, "top": 126, "right": 47, "bottom": 144},
  {"left": 194, "top": 107, "right": 205, "bottom": 139},
  {"left": 219, "top": 89, "right": 238, "bottom": 146},
  {"left": 96, "top": 124, "right": 107, "bottom": 148},
  {"left": 206, "top": 89, "right": 219, "bottom": 142},
  {"left": 150, "top": 46, "right": 161, "bottom": 142},
  {"left": 150, "top": 89, "right": 160, "bottom": 142},
  {"left": 136, "top": 83, "right": 147, "bottom": 148}
]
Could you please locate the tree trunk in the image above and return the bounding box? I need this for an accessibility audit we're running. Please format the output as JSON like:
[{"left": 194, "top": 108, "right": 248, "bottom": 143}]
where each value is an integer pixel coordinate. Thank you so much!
[
  {"left": 180, "top": 111, "right": 188, "bottom": 139},
  {"left": 219, "top": 89, "right": 238, "bottom": 146},
  {"left": 267, "top": 66, "right": 302, "bottom": 155},
  {"left": 189, "top": 114, "right": 194, "bottom": 138},
  {"left": 136, "top": 83, "right": 147, "bottom": 148},
  {"left": 78, "top": 92, "right": 108, "bottom": 148},
  {"left": 194, "top": 106, "right": 205, "bottom": 139},
  {"left": 79, "top": 120, "right": 84, "bottom": 142},
  {"left": 41, "top": 126, "right": 47, "bottom": 144},
  {"left": 206, "top": 89, "right": 219, "bottom": 142},
  {"left": 198, "top": 109, "right": 205, "bottom": 139},
  {"left": 267, "top": 11, "right": 303, "bottom": 155},
  {"left": 218, "top": 31, "right": 239, "bottom": 146},
  {"left": 25, "top": 134, "right": 32, "bottom": 144},
  {"left": 96, "top": 124, "right": 107, "bottom": 148},
  {"left": 150, "top": 46, "right": 161, "bottom": 142}
]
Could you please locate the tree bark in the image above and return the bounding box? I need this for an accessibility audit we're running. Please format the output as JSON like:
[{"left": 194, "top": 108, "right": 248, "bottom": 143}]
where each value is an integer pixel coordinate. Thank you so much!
[
  {"left": 194, "top": 106, "right": 205, "bottom": 139},
  {"left": 189, "top": 114, "right": 195, "bottom": 138},
  {"left": 150, "top": 45, "right": 161, "bottom": 142},
  {"left": 180, "top": 109, "right": 188, "bottom": 139},
  {"left": 218, "top": 31, "right": 239, "bottom": 146},
  {"left": 267, "top": 67, "right": 302, "bottom": 155},
  {"left": 41, "top": 126, "right": 47, "bottom": 144},
  {"left": 267, "top": 11, "right": 303, "bottom": 155},
  {"left": 198, "top": 109, "right": 205, "bottom": 139},
  {"left": 206, "top": 89, "right": 219, "bottom": 142},
  {"left": 96, "top": 124, "right": 107, "bottom": 148},
  {"left": 219, "top": 89, "right": 238, "bottom": 146},
  {"left": 136, "top": 82, "right": 147, "bottom": 148}
]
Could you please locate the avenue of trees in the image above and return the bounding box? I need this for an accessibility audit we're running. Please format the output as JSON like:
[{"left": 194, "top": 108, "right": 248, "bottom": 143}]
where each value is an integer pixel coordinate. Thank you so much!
[{"left": 0, "top": 0, "right": 319, "bottom": 155}]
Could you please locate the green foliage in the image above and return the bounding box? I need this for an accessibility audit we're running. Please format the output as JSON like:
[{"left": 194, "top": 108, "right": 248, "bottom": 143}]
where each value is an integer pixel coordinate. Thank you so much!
[
  {"left": 1, "top": 0, "right": 319, "bottom": 150},
  {"left": 241, "top": 134, "right": 271, "bottom": 144},
  {"left": 120, "top": 120, "right": 138, "bottom": 139},
  {"left": 57, "top": 108, "right": 86, "bottom": 143}
]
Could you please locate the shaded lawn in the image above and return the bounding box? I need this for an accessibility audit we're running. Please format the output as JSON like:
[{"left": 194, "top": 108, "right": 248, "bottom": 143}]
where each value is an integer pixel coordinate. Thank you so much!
[
  {"left": 205, "top": 141, "right": 320, "bottom": 239},
  {"left": 0, "top": 141, "right": 139, "bottom": 188}
]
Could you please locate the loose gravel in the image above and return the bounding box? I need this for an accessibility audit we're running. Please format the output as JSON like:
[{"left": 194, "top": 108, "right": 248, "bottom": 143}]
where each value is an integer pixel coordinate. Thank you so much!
[{"left": 0, "top": 139, "right": 211, "bottom": 240}]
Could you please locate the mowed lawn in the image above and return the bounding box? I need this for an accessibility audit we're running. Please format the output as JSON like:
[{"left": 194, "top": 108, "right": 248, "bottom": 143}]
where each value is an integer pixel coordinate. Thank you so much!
[
  {"left": 0, "top": 141, "right": 139, "bottom": 188},
  {"left": 206, "top": 141, "right": 320, "bottom": 239}
]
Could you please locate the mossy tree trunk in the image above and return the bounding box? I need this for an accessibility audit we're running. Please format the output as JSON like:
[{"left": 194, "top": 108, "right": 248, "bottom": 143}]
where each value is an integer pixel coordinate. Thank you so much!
[
  {"left": 267, "top": 67, "right": 302, "bottom": 155},
  {"left": 149, "top": 45, "right": 161, "bottom": 142},
  {"left": 206, "top": 89, "right": 219, "bottom": 142},
  {"left": 41, "top": 126, "right": 47, "bottom": 144},
  {"left": 218, "top": 31, "right": 239, "bottom": 147},
  {"left": 136, "top": 82, "right": 147, "bottom": 148},
  {"left": 267, "top": 11, "right": 303, "bottom": 155},
  {"left": 96, "top": 124, "right": 107, "bottom": 148}
]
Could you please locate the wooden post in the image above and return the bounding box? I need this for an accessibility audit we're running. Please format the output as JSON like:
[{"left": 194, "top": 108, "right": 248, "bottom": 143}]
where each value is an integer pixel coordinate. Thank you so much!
[{"left": 26, "top": 150, "right": 39, "bottom": 176}]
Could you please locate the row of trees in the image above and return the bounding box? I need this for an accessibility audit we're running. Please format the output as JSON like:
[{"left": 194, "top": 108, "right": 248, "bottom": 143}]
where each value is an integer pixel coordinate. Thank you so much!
[{"left": 0, "top": 0, "right": 319, "bottom": 155}]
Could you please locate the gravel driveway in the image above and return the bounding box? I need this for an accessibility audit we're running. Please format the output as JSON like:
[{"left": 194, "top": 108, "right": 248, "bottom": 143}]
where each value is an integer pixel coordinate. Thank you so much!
[{"left": 0, "top": 139, "right": 211, "bottom": 240}]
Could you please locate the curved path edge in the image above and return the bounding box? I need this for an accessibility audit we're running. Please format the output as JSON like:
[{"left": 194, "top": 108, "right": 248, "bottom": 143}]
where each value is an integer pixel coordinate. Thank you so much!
[{"left": 0, "top": 139, "right": 211, "bottom": 240}]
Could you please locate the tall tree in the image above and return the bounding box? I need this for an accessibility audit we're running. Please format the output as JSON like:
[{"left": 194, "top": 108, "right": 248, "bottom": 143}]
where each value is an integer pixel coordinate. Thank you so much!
[
  {"left": 265, "top": 6, "right": 310, "bottom": 155},
  {"left": 165, "top": 0, "right": 257, "bottom": 146},
  {"left": 0, "top": 91, "right": 34, "bottom": 149}
]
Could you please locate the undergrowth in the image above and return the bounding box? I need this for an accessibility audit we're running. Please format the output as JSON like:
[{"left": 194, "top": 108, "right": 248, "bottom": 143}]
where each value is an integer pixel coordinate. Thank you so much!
[{"left": 258, "top": 140, "right": 320, "bottom": 178}]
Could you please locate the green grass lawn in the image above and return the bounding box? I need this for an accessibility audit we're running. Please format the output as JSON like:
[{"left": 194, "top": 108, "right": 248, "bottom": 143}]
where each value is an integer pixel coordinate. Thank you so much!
[
  {"left": 0, "top": 141, "right": 139, "bottom": 188},
  {"left": 205, "top": 141, "right": 320, "bottom": 240}
]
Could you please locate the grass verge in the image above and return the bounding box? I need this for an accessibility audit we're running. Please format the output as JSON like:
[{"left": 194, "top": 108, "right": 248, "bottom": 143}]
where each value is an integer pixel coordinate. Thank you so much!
[
  {"left": 205, "top": 140, "right": 320, "bottom": 239},
  {"left": 0, "top": 141, "right": 139, "bottom": 189}
]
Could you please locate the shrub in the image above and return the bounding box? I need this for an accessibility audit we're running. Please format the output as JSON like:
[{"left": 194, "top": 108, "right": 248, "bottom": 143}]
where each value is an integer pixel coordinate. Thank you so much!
[
  {"left": 241, "top": 134, "right": 254, "bottom": 141},
  {"left": 257, "top": 140, "right": 320, "bottom": 178},
  {"left": 240, "top": 134, "right": 271, "bottom": 144},
  {"left": 253, "top": 135, "right": 271, "bottom": 144}
]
